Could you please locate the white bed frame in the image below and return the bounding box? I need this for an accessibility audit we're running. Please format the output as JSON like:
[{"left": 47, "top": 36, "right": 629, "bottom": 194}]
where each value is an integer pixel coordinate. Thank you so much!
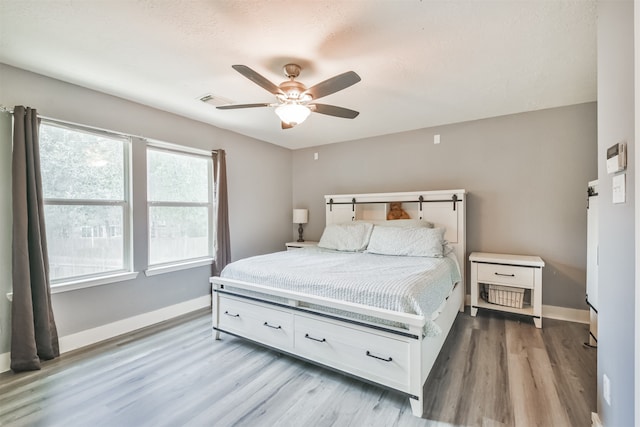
[{"left": 210, "top": 189, "right": 466, "bottom": 417}]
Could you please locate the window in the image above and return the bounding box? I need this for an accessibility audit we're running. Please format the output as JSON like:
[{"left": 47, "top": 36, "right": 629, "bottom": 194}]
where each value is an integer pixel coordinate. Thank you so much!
[
  {"left": 147, "top": 146, "right": 213, "bottom": 266},
  {"left": 39, "top": 121, "right": 131, "bottom": 283}
]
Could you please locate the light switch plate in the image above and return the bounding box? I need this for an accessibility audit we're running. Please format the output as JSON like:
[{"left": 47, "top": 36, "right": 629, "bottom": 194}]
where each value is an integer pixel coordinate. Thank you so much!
[
  {"left": 603, "top": 374, "right": 611, "bottom": 405},
  {"left": 612, "top": 173, "right": 626, "bottom": 204}
]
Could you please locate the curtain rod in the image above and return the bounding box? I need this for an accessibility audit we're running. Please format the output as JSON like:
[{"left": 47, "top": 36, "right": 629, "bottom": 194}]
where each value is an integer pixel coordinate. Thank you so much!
[
  {"left": 2, "top": 104, "right": 148, "bottom": 140},
  {"left": 0, "top": 104, "right": 217, "bottom": 154}
]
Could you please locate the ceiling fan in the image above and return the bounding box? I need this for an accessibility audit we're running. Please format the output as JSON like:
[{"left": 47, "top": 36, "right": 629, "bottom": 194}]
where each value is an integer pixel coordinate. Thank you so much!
[{"left": 217, "top": 64, "right": 361, "bottom": 129}]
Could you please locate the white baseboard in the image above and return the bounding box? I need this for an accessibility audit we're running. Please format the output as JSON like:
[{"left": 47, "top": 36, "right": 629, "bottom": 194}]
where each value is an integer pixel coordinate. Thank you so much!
[
  {"left": 591, "top": 412, "right": 603, "bottom": 427},
  {"left": 59, "top": 295, "right": 210, "bottom": 353},
  {"left": 542, "top": 304, "right": 589, "bottom": 324},
  {"left": 464, "top": 294, "right": 589, "bottom": 324},
  {"left": 0, "top": 351, "right": 9, "bottom": 375},
  {"left": 0, "top": 295, "right": 210, "bottom": 374}
]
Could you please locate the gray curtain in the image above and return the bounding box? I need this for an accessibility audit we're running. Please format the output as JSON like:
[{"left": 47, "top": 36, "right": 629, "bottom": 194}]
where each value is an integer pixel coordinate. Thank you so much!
[
  {"left": 212, "top": 149, "right": 230, "bottom": 276},
  {"left": 11, "top": 106, "right": 59, "bottom": 372}
]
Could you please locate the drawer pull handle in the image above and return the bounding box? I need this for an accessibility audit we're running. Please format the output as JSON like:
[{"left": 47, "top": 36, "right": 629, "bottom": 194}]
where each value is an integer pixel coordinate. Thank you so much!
[
  {"left": 224, "top": 311, "right": 240, "bottom": 318},
  {"left": 494, "top": 272, "right": 515, "bottom": 277},
  {"left": 263, "top": 322, "right": 282, "bottom": 330},
  {"left": 366, "top": 351, "right": 392, "bottom": 362},
  {"left": 304, "top": 333, "right": 326, "bottom": 343}
]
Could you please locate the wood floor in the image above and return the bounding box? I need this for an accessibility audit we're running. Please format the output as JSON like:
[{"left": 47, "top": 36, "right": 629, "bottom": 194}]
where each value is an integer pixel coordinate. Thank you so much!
[{"left": 0, "top": 308, "right": 596, "bottom": 427}]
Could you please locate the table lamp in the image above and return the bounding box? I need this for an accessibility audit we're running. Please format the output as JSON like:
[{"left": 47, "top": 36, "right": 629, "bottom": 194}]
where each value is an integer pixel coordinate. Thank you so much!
[{"left": 293, "top": 209, "right": 308, "bottom": 242}]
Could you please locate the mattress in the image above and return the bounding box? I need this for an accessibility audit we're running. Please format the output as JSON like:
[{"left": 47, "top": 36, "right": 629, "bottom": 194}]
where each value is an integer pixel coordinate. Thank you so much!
[{"left": 219, "top": 247, "right": 461, "bottom": 336}]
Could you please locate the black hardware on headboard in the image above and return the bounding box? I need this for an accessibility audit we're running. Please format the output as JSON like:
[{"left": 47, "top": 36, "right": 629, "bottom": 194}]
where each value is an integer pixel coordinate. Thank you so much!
[{"left": 326, "top": 194, "right": 462, "bottom": 211}]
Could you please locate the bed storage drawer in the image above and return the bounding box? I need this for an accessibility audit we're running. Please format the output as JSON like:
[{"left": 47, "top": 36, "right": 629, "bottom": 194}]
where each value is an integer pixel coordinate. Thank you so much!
[
  {"left": 476, "top": 263, "right": 534, "bottom": 289},
  {"left": 218, "top": 296, "right": 294, "bottom": 350},
  {"left": 294, "top": 314, "right": 411, "bottom": 391}
]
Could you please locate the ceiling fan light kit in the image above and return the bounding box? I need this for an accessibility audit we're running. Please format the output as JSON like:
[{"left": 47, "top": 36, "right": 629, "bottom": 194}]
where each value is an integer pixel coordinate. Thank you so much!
[
  {"left": 218, "top": 63, "right": 361, "bottom": 129},
  {"left": 275, "top": 103, "right": 311, "bottom": 125}
]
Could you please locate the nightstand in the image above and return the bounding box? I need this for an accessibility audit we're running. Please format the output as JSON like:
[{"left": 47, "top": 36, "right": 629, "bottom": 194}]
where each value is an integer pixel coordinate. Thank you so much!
[
  {"left": 285, "top": 241, "right": 318, "bottom": 250},
  {"left": 469, "top": 252, "right": 545, "bottom": 328}
]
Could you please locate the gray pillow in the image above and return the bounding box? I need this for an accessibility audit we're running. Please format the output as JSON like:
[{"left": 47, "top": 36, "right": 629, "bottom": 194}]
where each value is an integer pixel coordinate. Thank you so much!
[
  {"left": 318, "top": 222, "right": 374, "bottom": 252},
  {"left": 366, "top": 226, "right": 445, "bottom": 257}
]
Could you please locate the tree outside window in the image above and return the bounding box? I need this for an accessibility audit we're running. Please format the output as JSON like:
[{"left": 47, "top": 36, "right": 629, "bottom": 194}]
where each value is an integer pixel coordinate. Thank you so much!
[
  {"left": 39, "top": 122, "right": 131, "bottom": 282},
  {"left": 147, "top": 147, "right": 213, "bottom": 266}
]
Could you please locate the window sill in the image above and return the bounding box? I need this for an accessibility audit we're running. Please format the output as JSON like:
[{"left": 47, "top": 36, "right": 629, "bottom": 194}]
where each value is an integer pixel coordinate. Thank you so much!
[
  {"left": 52, "top": 272, "right": 140, "bottom": 293},
  {"left": 145, "top": 258, "right": 214, "bottom": 277},
  {"left": 6, "top": 271, "right": 139, "bottom": 301}
]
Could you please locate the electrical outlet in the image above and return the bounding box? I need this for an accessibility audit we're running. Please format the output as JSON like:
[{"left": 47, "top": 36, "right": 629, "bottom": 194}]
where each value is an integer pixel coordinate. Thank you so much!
[{"left": 603, "top": 374, "right": 611, "bottom": 406}]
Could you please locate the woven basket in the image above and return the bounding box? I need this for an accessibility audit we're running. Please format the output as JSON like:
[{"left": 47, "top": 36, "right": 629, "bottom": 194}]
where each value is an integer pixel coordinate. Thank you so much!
[{"left": 486, "top": 284, "right": 524, "bottom": 308}]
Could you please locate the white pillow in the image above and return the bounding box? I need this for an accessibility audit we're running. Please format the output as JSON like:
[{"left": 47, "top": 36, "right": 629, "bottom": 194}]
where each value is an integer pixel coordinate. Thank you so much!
[
  {"left": 318, "top": 222, "right": 374, "bottom": 252},
  {"left": 366, "top": 226, "right": 446, "bottom": 257}
]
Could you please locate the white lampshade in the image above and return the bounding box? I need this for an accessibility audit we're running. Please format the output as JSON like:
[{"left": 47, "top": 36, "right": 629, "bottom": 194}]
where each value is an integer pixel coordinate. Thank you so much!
[
  {"left": 275, "top": 103, "right": 311, "bottom": 125},
  {"left": 293, "top": 209, "right": 308, "bottom": 224}
]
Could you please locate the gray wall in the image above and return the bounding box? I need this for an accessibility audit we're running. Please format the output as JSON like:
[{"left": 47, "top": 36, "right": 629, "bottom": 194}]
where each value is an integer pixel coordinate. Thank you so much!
[
  {"left": 293, "top": 103, "right": 597, "bottom": 310},
  {"left": 596, "top": 1, "right": 636, "bottom": 425},
  {"left": 0, "top": 64, "right": 292, "bottom": 352}
]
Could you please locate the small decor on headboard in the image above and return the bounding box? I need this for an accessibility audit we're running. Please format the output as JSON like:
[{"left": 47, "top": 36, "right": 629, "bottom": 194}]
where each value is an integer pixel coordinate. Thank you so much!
[{"left": 387, "top": 202, "right": 411, "bottom": 220}]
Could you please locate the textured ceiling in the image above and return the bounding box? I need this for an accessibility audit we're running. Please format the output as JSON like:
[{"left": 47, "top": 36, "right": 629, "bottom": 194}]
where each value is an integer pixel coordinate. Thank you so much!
[{"left": 0, "top": 1, "right": 597, "bottom": 149}]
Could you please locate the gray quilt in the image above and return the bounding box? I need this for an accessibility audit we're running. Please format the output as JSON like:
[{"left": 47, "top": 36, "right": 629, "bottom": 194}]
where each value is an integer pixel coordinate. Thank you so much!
[{"left": 220, "top": 247, "right": 461, "bottom": 337}]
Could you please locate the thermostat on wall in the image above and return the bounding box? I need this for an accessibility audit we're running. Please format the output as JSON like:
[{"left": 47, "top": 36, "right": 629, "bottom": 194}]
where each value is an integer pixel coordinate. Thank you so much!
[{"left": 607, "top": 142, "right": 627, "bottom": 174}]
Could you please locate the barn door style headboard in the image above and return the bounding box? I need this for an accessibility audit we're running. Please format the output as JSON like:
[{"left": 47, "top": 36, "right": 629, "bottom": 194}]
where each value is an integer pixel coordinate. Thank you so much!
[{"left": 324, "top": 189, "right": 467, "bottom": 284}]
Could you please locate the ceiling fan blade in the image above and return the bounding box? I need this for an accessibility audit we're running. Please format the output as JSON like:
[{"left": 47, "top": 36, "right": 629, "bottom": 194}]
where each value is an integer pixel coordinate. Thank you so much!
[
  {"left": 304, "top": 71, "right": 361, "bottom": 100},
  {"left": 232, "top": 65, "right": 284, "bottom": 95},
  {"left": 281, "top": 121, "right": 295, "bottom": 130},
  {"left": 311, "top": 103, "right": 360, "bottom": 119},
  {"left": 216, "top": 103, "right": 271, "bottom": 110}
]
